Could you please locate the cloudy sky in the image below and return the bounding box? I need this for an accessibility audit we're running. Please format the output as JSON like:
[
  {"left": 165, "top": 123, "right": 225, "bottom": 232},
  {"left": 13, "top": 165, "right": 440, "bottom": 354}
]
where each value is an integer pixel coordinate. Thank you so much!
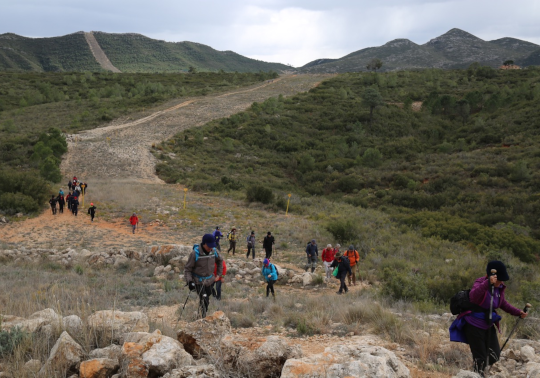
[{"left": 1, "top": 0, "right": 539, "bottom": 67}]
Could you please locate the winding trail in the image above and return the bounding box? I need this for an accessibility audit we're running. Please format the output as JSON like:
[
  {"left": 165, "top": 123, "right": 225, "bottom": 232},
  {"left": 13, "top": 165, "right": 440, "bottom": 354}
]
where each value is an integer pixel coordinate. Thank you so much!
[{"left": 61, "top": 74, "right": 327, "bottom": 183}]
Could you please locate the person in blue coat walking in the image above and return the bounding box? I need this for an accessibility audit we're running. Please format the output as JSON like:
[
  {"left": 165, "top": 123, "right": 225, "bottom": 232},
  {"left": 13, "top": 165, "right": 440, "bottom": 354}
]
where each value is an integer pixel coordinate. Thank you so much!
[{"left": 261, "top": 258, "right": 278, "bottom": 300}]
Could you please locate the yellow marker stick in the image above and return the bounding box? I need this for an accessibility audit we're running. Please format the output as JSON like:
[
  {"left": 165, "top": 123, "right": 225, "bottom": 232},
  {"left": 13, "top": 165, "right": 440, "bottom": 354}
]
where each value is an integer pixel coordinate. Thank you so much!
[
  {"left": 286, "top": 193, "right": 292, "bottom": 216},
  {"left": 183, "top": 188, "right": 188, "bottom": 209}
]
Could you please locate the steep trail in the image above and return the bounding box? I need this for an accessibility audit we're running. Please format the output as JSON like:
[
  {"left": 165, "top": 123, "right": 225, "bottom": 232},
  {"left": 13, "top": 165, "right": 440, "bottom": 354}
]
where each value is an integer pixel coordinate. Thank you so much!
[
  {"left": 61, "top": 74, "right": 328, "bottom": 183},
  {"left": 84, "top": 31, "right": 122, "bottom": 73}
]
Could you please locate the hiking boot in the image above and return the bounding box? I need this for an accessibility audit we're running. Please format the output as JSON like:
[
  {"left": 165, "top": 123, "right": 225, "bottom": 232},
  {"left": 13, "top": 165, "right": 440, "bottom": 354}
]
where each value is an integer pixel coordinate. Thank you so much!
[
  {"left": 311, "top": 268, "right": 315, "bottom": 273},
  {"left": 336, "top": 291, "right": 343, "bottom": 295}
]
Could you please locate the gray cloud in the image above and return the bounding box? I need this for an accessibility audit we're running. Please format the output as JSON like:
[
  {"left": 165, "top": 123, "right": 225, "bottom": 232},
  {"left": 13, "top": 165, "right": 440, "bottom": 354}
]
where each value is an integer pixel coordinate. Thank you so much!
[{"left": 1, "top": 0, "right": 539, "bottom": 66}]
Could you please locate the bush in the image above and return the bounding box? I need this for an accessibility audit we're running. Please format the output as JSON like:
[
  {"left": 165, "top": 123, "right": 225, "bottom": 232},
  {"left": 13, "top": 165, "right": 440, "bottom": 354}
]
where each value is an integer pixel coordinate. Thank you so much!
[
  {"left": 246, "top": 185, "right": 274, "bottom": 204},
  {"left": 0, "top": 192, "right": 40, "bottom": 214},
  {"left": 362, "top": 148, "right": 383, "bottom": 167},
  {"left": 326, "top": 219, "right": 360, "bottom": 244},
  {"left": 0, "top": 327, "right": 28, "bottom": 357}
]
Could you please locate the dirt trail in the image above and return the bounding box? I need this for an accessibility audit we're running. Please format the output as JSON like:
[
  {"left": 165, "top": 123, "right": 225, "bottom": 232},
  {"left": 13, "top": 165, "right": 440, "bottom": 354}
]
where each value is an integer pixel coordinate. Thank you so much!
[
  {"left": 84, "top": 32, "right": 121, "bottom": 73},
  {"left": 61, "top": 74, "right": 326, "bottom": 183}
]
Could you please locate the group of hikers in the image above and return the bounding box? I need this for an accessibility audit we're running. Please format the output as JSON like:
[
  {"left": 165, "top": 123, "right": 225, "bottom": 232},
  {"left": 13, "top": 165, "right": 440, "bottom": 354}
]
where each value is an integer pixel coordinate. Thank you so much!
[
  {"left": 184, "top": 232, "right": 529, "bottom": 377},
  {"left": 49, "top": 176, "right": 96, "bottom": 221},
  {"left": 212, "top": 226, "right": 276, "bottom": 260}
]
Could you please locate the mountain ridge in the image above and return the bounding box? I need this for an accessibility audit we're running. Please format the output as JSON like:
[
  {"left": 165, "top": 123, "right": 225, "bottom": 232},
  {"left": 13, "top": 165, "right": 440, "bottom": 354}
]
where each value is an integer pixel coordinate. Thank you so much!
[
  {"left": 0, "top": 31, "right": 290, "bottom": 73},
  {"left": 301, "top": 28, "right": 539, "bottom": 73}
]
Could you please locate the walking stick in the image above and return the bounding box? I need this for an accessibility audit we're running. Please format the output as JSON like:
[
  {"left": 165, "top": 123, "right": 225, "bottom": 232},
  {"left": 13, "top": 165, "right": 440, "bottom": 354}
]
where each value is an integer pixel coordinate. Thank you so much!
[
  {"left": 177, "top": 285, "right": 192, "bottom": 321},
  {"left": 500, "top": 303, "right": 532, "bottom": 352},
  {"left": 485, "top": 268, "right": 497, "bottom": 376}
]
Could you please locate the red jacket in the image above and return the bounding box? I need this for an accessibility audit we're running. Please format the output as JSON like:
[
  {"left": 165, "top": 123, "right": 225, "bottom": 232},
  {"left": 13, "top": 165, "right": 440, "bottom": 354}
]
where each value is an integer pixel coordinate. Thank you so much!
[
  {"left": 214, "top": 260, "right": 227, "bottom": 281},
  {"left": 321, "top": 248, "right": 336, "bottom": 262},
  {"left": 129, "top": 215, "right": 138, "bottom": 225}
]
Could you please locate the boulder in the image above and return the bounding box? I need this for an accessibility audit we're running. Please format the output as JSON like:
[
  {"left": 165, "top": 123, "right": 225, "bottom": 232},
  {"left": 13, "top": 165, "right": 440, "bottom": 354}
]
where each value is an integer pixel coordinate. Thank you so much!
[
  {"left": 89, "top": 345, "right": 122, "bottom": 360},
  {"left": 24, "top": 359, "right": 41, "bottom": 374},
  {"left": 177, "top": 311, "right": 231, "bottom": 358},
  {"left": 63, "top": 315, "right": 83, "bottom": 335},
  {"left": 527, "top": 362, "right": 540, "bottom": 377},
  {"left": 281, "top": 343, "right": 409, "bottom": 378},
  {"left": 302, "top": 272, "right": 313, "bottom": 286},
  {"left": 79, "top": 358, "right": 119, "bottom": 378},
  {"left": 0, "top": 308, "right": 62, "bottom": 333},
  {"left": 120, "top": 342, "right": 149, "bottom": 378},
  {"left": 453, "top": 370, "right": 482, "bottom": 378},
  {"left": 88, "top": 310, "right": 149, "bottom": 343},
  {"left": 39, "top": 331, "right": 84, "bottom": 376},
  {"left": 113, "top": 256, "right": 130, "bottom": 268},
  {"left": 162, "top": 364, "right": 219, "bottom": 378},
  {"left": 142, "top": 334, "right": 194, "bottom": 376},
  {"left": 521, "top": 345, "right": 536, "bottom": 362}
]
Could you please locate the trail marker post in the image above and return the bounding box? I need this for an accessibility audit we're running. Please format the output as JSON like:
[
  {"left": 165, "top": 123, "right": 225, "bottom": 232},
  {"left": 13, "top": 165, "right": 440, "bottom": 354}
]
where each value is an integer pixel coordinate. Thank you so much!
[
  {"left": 183, "top": 188, "right": 188, "bottom": 209},
  {"left": 286, "top": 194, "right": 291, "bottom": 216}
]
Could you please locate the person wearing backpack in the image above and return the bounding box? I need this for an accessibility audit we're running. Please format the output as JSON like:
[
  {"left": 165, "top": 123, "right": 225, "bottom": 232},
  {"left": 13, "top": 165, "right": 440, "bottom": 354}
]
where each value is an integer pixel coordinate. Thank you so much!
[
  {"left": 71, "top": 196, "right": 79, "bottom": 216},
  {"left": 263, "top": 232, "right": 275, "bottom": 259},
  {"left": 261, "top": 258, "right": 278, "bottom": 300},
  {"left": 330, "top": 252, "right": 352, "bottom": 295},
  {"left": 88, "top": 203, "right": 96, "bottom": 222},
  {"left": 212, "top": 259, "right": 227, "bottom": 301},
  {"left": 304, "top": 239, "right": 318, "bottom": 273},
  {"left": 344, "top": 245, "right": 360, "bottom": 286},
  {"left": 49, "top": 195, "right": 57, "bottom": 215},
  {"left": 227, "top": 227, "right": 237, "bottom": 255},
  {"left": 449, "top": 261, "right": 528, "bottom": 375},
  {"left": 213, "top": 226, "right": 224, "bottom": 251},
  {"left": 129, "top": 213, "right": 139, "bottom": 234},
  {"left": 57, "top": 194, "right": 65, "bottom": 214},
  {"left": 321, "top": 244, "right": 336, "bottom": 283},
  {"left": 184, "top": 234, "right": 223, "bottom": 318},
  {"left": 246, "top": 231, "right": 256, "bottom": 260}
]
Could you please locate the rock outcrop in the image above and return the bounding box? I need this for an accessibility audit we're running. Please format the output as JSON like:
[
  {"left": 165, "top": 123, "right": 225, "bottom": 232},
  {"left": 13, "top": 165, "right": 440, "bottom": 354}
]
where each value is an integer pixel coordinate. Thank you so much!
[
  {"left": 88, "top": 310, "right": 149, "bottom": 343},
  {"left": 39, "top": 331, "right": 84, "bottom": 376},
  {"left": 177, "top": 311, "right": 232, "bottom": 357}
]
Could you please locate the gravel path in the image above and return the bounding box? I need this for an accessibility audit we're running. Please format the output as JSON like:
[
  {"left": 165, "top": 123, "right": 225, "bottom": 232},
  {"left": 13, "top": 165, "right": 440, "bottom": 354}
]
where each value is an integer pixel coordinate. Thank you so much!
[{"left": 61, "top": 74, "right": 327, "bottom": 183}]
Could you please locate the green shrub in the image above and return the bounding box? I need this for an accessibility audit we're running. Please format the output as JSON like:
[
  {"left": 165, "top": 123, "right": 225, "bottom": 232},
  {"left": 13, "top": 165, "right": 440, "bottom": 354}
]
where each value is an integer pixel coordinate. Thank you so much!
[
  {"left": 326, "top": 219, "right": 359, "bottom": 244},
  {"left": 0, "top": 327, "right": 28, "bottom": 357},
  {"left": 0, "top": 192, "right": 40, "bottom": 214},
  {"left": 246, "top": 185, "right": 274, "bottom": 204},
  {"left": 362, "top": 148, "right": 383, "bottom": 167}
]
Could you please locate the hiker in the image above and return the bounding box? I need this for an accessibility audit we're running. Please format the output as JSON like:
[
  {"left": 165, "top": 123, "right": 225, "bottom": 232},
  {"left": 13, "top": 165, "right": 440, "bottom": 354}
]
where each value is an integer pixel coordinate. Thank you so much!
[
  {"left": 185, "top": 234, "right": 224, "bottom": 318},
  {"left": 322, "top": 244, "right": 336, "bottom": 282},
  {"left": 129, "top": 213, "right": 139, "bottom": 234},
  {"left": 344, "top": 245, "right": 360, "bottom": 286},
  {"left": 213, "top": 258, "right": 227, "bottom": 301},
  {"left": 261, "top": 258, "right": 278, "bottom": 300},
  {"left": 304, "top": 239, "right": 318, "bottom": 273},
  {"left": 49, "top": 195, "right": 57, "bottom": 215},
  {"left": 68, "top": 180, "right": 73, "bottom": 191},
  {"left": 213, "top": 227, "right": 224, "bottom": 251},
  {"left": 71, "top": 196, "right": 79, "bottom": 216},
  {"left": 88, "top": 203, "right": 96, "bottom": 222},
  {"left": 263, "top": 232, "right": 275, "bottom": 259},
  {"left": 227, "top": 227, "right": 237, "bottom": 255},
  {"left": 59, "top": 188, "right": 64, "bottom": 196},
  {"left": 66, "top": 192, "right": 72, "bottom": 211},
  {"left": 330, "top": 251, "right": 352, "bottom": 295},
  {"left": 57, "top": 194, "right": 65, "bottom": 214},
  {"left": 246, "top": 231, "right": 256, "bottom": 260},
  {"left": 449, "top": 261, "right": 528, "bottom": 375}
]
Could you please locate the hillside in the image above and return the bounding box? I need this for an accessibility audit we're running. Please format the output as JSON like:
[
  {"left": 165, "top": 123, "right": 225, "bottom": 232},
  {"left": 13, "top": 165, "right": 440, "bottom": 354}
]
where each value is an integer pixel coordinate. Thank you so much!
[
  {"left": 0, "top": 31, "right": 290, "bottom": 73},
  {"left": 301, "top": 28, "right": 540, "bottom": 73}
]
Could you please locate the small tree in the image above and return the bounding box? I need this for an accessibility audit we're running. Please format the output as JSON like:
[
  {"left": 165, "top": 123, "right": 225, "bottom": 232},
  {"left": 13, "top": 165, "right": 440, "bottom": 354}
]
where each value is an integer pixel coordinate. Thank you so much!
[
  {"left": 366, "top": 58, "right": 383, "bottom": 72},
  {"left": 456, "top": 99, "right": 471, "bottom": 126},
  {"left": 503, "top": 60, "right": 514, "bottom": 66},
  {"left": 361, "top": 87, "right": 384, "bottom": 126},
  {"left": 188, "top": 66, "right": 197, "bottom": 74}
]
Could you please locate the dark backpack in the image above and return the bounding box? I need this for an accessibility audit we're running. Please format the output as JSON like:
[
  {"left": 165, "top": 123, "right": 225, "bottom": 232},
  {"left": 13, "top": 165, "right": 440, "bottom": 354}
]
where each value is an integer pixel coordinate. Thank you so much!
[{"left": 450, "top": 289, "right": 485, "bottom": 315}]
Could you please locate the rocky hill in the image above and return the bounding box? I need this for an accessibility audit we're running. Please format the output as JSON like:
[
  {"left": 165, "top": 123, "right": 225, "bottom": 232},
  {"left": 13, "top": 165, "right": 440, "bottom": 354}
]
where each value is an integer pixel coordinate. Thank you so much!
[
  {"left": 0, "top": 31, "right": 290, "bottom": 73},
  {"left": 301, "top": 28, "right": 540, "bottom": 73}
]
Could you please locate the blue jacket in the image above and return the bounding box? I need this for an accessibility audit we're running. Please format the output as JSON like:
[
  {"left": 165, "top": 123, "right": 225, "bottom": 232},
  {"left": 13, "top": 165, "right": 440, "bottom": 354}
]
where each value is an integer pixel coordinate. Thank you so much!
[
  {"left": 262, "top": 264, "right": 278, "bottom": 282},
  {"left": 213, "top": 230, "right": 224, "bottom": 243},
  {"left": 306, "top": 243, "right": 318, "bottom": 257}
]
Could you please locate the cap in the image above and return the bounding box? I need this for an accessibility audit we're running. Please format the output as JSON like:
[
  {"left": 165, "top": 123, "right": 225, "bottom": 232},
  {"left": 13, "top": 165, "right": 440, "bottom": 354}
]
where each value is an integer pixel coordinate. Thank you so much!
[
  {"left": 251, "top": 231, "right": 255, "bottom": 235},
  {"left": 202, "top": 234, "right": 217, "bottom": 249},
  {"left": 231, "top": 226, "right": 236, "bottom": 230},
  {"left": 336, "top": 244, "right": 341, "bottom": 248},
  {"left": 91, "top": 203, "right": 93, "bottom": 206},
  {"left": 311, "top": 239, "right": 316, "bottom": 243},
  {"left": 348, "top": 245, "right": 354, "bottom": 250},
  {"left": 335, "top": 252, "right": 342, "bottom": 258},
  {"left": 327, "top": 244, "right": 332, "bottom": 248},
  {"left": 486, "top": 261, "right": 510, "bottom": 281},
  {"left": 216, "top": 226, "right": 220, "bottom": 230},
  {"left": 267, "top": 232, "right": 271, "bottom": 235},
  {"left": 263, "top": 258, "right": 269, "bottom": 266}
]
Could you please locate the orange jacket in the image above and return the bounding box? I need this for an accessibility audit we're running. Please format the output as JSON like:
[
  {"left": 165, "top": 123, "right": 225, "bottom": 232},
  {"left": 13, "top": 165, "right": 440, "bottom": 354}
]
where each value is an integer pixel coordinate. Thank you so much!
[{"left": 344, "top": 250, "right": 360, "bottom": 267}]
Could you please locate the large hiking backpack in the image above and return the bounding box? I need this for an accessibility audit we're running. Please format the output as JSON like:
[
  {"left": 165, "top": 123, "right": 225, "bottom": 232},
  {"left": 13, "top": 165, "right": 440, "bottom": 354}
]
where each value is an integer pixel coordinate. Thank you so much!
[{"left": 449, "top": 289, "right": 485, "bottom": 315}]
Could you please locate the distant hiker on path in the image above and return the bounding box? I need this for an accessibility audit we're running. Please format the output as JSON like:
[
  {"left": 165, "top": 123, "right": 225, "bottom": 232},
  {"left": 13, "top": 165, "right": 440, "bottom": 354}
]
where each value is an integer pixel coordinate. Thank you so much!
[
  {"left": 71, "top": 196, "right": 79, "bottom": 216},
  {"left": 449, "top": 260, "right": 527, "bottom": 375},
  {"left": 246, "top": 231, "right": 256, "bottom": 260},
  {"left": 304, "top": 239, "right": 318, "bottom": 273},
  {"left": 344, "top": 245, "right": 360, "bottom": 286},
  {"left": 129, "top": 213, "right": 139, "bottom": 234},
  {"left": 213, "top": 226, "right": 224, "bottom": 251},
  {"left": 262, "top": 258, "right": 278, "bottom": 300},
  {"left": 184, "top": 234, "right": 224, "bottom": 318},
  {"left": 322, "top": 244, "right": 336, "bottom": 282},
  {"left": 227, "top": 227, "right": 237, "bottom": 255},
  {"left": 263, "top": 232, "right": 275, "bottom": 259},
  {"left": 88, "top": 203, "right": 96, "bottom": 222},
  {"left": 49, "top": 195, "right": 57, "bottom": 215},
  {"left": 213, "top": 259, "right": 226, "bottom": 301},
  {"left": 330, "top": 251, "right": 351, "bottom": 295},
  {"left": 57, "top": 194, "right": 65, "bottom": 214}
]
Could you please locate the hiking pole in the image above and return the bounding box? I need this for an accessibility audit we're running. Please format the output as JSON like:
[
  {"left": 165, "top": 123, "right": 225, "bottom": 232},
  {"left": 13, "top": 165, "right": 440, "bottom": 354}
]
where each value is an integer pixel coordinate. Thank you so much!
[
  {"left": 485, "top": 268, "right": 497, "bottom": 376},
  {"left": 177, "top": 283, "right": 193, "bottom": 322},
  {"left": 500, "top": 303, "right": 532, "bottom": 352}
]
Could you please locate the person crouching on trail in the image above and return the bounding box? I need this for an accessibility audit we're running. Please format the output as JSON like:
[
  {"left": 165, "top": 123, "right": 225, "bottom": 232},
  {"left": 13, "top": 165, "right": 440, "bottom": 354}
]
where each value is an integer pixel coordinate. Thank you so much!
[
  {"left": 129, "top": 213, "right": 139, "bottom": 234},
  {"left": 262, "top": 258, "right": 278, "bottom": 300},
  {"left": 330, "top": 251, "right": 351, "bottom": 295},
  {"left": 449, "top": 261, "right": 527, "bottom": 375},
  {"left": 344, "top": 245, "right": 360, "bottom": 286},
  {"left": 212, "top": 258, "right": 226, "bottom": 301},
  {"left": 304, "top": 239, "right": 318, "bottom": 273},
  {"left": 322, "top": 244, "right": 336, "bottom": 283},
  {"left": 88, "top": 203, "right": 96, "bottom": 222},
  {"left": 184, "top": 234, "right": 224, "bottom": 318}
]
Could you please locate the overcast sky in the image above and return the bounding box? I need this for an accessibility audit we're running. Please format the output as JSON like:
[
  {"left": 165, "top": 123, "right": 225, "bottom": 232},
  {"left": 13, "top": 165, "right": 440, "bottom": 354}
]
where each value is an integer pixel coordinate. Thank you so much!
[{"left": 1, "top": 0, "right": 539, "bottom": 67}]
